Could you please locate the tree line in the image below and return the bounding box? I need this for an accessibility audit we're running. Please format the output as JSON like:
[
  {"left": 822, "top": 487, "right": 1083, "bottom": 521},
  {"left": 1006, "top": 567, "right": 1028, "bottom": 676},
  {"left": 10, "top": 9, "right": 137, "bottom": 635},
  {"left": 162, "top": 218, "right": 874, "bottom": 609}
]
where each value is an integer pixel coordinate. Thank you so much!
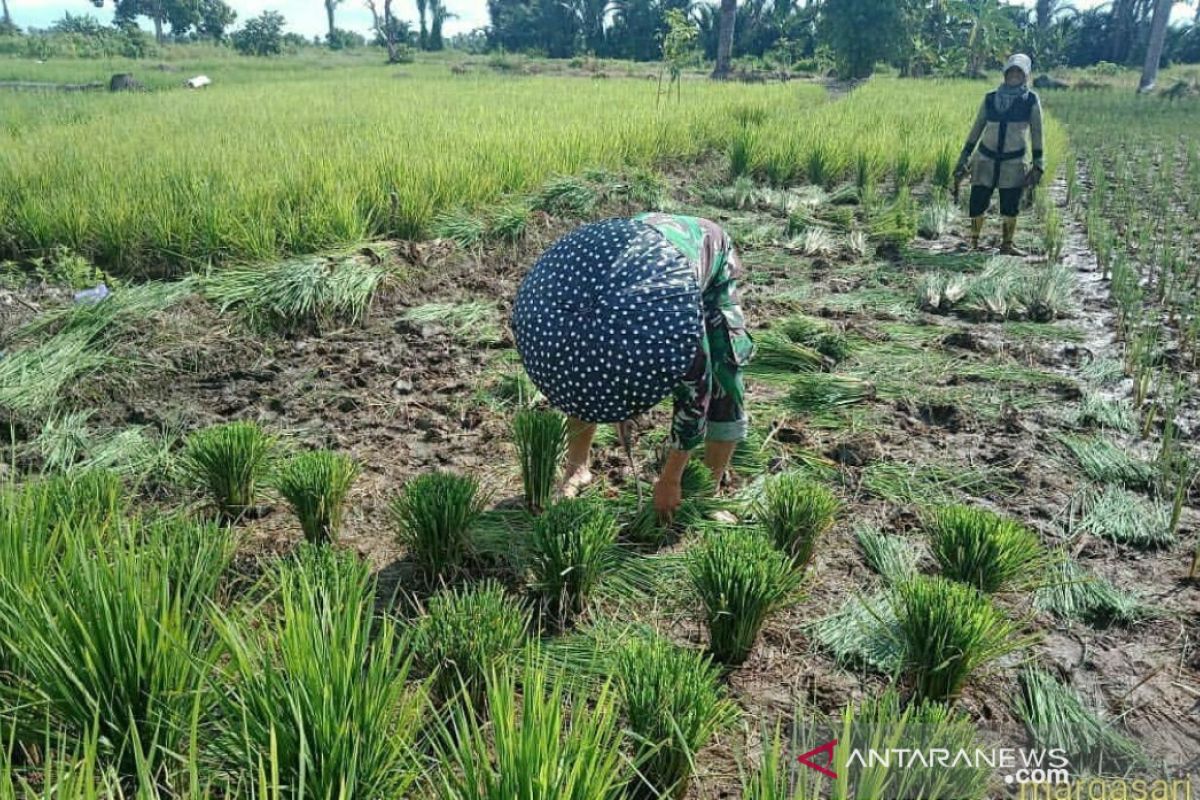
[{"left": 2, "top": 0, "right": 1196, "bottom": 77}]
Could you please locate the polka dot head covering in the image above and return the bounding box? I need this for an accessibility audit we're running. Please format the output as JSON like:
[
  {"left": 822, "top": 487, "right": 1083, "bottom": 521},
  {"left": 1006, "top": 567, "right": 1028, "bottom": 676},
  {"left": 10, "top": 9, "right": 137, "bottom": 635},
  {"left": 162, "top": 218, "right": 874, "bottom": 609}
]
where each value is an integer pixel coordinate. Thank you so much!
[{"left": 511, "top": 218, "right": 703, "bottom": 424}]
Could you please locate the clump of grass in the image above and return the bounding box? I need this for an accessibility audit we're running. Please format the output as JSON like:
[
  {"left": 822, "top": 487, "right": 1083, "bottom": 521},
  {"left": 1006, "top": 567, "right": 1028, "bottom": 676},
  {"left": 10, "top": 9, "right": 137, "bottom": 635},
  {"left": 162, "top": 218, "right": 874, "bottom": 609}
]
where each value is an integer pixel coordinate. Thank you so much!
[
  {"left": 273, "top": 450, "right": 359, "bottom": 545},
  {"left": 861, "top": 461, "right": 1012, "bottom": 506},
  {"left": 777, "top": 315, "right": 852, "bottom": 363},
  {"left": 728, "top": 126, "right": 758, "bottom": 178},
  {"left": 688, "top": 528, "right": 803, "bottom": 666},
  {"left": 784, "top": 373, "right": 874, "bottom": 417},
  {"left": 204, "top": 255, "right": 385, "bottom": 329},
  {"left": 869, "top": 188, "right": 918, "bottom": 249},
  {"left": 1080, "top": 357, "right": 1125, "bottom": 386},
  {"left": 1074, "top": 485, "right": 1173, "bottom": 548},
  {"left": 1014, "top": 264, "right": 1075, "bottom": 322},
  {"left": 754, "top": 472, "right": 839, "bottom": 569},
  {"left": 616, "top": 634, "right": 738, "bottom": 800},
  {"left": 925, "top": 504, "right": 1046, "bottom": 594},
  {"left": 35, "top": 468, "right": 127, "bottom": 531},
  {"left": 432, "top": 207, "right": 488, "bottom": 247},
  {"left": 513, "top": 409, "right": 569, "bottom": 513},
  {"left": 855, "top": 526, "right": 918, "bottom": 583},
  {"left": 1043, "top": 206, "right": 1065, "bottom": 262},
  {"left": 811, "top": 591, "right": 904, "bottom": 674},
  {"left": 430, "top": 658, "right": 627, "bottom": 800},
  {"left": 620, "top": 461, "right": 718, "bottom": 548},
  {"left": 531, "top": 176, "right": 597, "bottom": 217},
  {"left": 390, "top": 471, "right": 487, "bottom": 583},
  {"left": 917, "top": 202, "right": 957, "bottom": 239},
  {"left": 413, "top": 581, "right": 531, "bottom": 708},
  {"left": 402, "top": 301, "right": 502, "bottom": 344},
  {"left": 1034, "top": 555, "right": 1150, "bottom": 626},
  {"left": 526, "top": 497, "right": 620, "bottom": 627},
  {"left": 488, "top": 203, "right": 531, "bottom": 243},
  {"left": 1015, "top": 667, "right": 1145, "bottom": 773},
  {"left": 745, "top": 330, "right": 824, "bottom": 380},
  {"left": 892, "top": 574, "right": 1032, "bottom": 703},
  {"left": 180, "top": 420, "right": 274, "bottom": 520},
  {"left": 0, "top": 330, "right": 109, "bottom": 420},
  {"left": 211, "top": 546, "right": 424, "bottom": 800},
  {"left": 0, "top": 517, "right": 235, "bottom": 779},
  {"left": 1073, "top": 392, "right": 1136, "bottom": 433},
  {"left": 1061, "top": 435, "right": 1155, "bottom": 488}
]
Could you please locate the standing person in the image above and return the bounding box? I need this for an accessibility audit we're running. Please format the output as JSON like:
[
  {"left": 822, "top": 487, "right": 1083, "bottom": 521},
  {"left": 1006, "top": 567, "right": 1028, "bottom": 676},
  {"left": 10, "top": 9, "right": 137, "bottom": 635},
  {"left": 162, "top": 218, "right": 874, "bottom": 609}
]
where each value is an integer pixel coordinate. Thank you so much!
[
  {"left": 511, "top": 214, "right": 754, "bottom": 520},
  {"left": 954, "top": 53, "right": 1045, "bottom": 255}
]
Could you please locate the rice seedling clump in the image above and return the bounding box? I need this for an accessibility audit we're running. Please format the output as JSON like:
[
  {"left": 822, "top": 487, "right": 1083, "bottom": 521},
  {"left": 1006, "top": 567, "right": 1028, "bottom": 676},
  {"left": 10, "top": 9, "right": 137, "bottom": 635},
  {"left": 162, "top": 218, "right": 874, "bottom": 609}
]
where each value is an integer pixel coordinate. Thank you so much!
[
  {"left": 273, "top": 450, "right": 359, "bottom": 544},
  {"left": 390, "top": 471, "right": 487, "bottom": 583},
  {"left": 925, "top": 504, "right": 1046, "bottom": 593}
]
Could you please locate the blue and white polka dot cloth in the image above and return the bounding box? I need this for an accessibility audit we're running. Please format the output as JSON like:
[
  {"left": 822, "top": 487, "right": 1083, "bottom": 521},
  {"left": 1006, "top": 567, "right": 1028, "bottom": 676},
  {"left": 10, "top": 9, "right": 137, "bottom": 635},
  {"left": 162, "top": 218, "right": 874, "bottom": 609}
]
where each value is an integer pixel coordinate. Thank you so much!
[{"left": 512, "top": 218, "right": 703, "bottom": 423}]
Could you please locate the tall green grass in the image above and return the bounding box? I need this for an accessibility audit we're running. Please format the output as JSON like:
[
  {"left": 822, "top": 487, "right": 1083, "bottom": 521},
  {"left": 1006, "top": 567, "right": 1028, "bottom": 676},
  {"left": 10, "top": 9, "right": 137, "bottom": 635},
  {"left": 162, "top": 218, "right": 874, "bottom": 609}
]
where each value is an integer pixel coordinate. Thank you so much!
[
  {"left": 210, "top": 546, "right": 424, "bottom": 800},
  {"left": 390, "top": 470, "right": 487, "bottom": 583}
]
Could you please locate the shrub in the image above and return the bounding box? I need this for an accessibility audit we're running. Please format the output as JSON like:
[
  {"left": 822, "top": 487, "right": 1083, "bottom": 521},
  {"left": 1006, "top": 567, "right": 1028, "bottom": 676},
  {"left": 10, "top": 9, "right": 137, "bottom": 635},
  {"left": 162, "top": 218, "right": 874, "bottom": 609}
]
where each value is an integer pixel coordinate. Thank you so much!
[
  {"left": 391, "top": 471, "right": 486, "bottom": 583},
  {"left": 926, "top": 504, "right": 1045, "bottom": 594},
  {"left": 273, "top": 450, "right": 360, "bottom": 544},
  {"left": 181, "top": 420, "right": 274, "bottom": 520}
]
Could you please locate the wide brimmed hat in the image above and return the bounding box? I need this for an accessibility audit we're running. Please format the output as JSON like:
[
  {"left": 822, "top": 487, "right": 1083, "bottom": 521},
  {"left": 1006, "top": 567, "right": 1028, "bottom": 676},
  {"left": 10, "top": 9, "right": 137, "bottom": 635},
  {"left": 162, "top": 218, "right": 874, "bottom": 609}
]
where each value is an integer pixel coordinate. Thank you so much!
[{"left": 512, "top": 218, "right": 703, "bottom": 424}]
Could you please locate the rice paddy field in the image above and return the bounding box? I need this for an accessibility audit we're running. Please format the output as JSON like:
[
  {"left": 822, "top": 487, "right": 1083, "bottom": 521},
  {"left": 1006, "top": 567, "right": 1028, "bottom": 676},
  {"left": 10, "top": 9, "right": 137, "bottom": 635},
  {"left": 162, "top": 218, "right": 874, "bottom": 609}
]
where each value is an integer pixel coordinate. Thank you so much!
[{"left": 1, "top": 51, "right": 1198, "bottom": 797}]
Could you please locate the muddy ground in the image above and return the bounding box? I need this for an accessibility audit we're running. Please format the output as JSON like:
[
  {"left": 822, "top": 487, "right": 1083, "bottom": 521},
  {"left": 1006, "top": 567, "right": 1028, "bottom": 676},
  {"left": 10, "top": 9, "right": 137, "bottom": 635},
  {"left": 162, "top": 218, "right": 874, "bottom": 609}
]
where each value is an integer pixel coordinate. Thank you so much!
[{"left": 2, "top": 161, "right": 1198, "bottom": 793}]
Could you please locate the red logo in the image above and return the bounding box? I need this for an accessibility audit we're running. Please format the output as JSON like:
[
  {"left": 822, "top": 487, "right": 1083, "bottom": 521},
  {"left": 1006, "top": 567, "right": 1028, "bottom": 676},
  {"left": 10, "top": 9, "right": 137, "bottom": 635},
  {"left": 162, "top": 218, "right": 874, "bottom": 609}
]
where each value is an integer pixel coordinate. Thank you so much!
[{"left": 797, "top": 739, "right": 839, "bottom": 779}]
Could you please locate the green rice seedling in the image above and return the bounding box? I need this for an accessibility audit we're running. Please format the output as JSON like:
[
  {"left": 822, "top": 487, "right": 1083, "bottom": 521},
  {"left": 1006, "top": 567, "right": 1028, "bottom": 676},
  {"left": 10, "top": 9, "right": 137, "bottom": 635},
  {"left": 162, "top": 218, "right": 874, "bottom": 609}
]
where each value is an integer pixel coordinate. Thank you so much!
[
  {"left": 1074, "top": 485, "right": 1173, "bottom": 548},
  {"left": 1015, "top": 667, "right": 1145, "bottom": 773},
  {"left": 743, "top": 690, "right": 989, "bottom": 800},
  {"left": 0, "top": 330, "right": 109, "bottom": 420},
  {"left": 798, "top": 227, "right": 837, "bottom": 257},
  {"left": 868, "top": 188, "right": 917, "bottom": 249},
  {"left": 431, "top": 207, "right": 488, "bottom": 248},
  {"left": 180, "top": 420, "right": 274, "bottom": 520},
  {"left": 745, "top": 331, "right": 824, "bottom": 380},
  {"left": 1073, "top": 392, "right": 1136, "bottom": 433},
  {"left": 1034, "top": 555, "right": 1150, "bottom": 626},
  {"left": 1043, "top": 205, "right": 1065, "bottom": 262},
  {"left": 211, "top": 546, "right": 424, "bottom": 800},
  {"left": 620, "top": 460, "right": 718, "bottom": 548},
  {"left": 488, "top": 202, "right": 531, "bottom": 243},
  {"left": 412, "top": 580, "right": 531, "bottom": 709},
  {"left": 754, "top": 472, "right": 839, "bottom": 569},
  {"left": 0, "top": 517, "right": 234, "bottom": 779},
  {"left": 811, "top": 591, "right": 903, "bottom": 674},
  {"left": 892, "top": 575, "right": 1033, "bottom": 704},
  {"left": 532, "top": 176, "right": 597, "bottom": 217},
  {"left": 814, "top": 204, "right": 855, "bottom": 232},
  {"left": 728, "top": 126, "right": 759, "bottom": 178},
  {"left": 390, "top": 471, "right": 486, "bottom": 583},
  {"left": 925, "top": 504, "right": 1046, "bottom": 594},
  {"left": 615, "top": 634, "right": 738, "bottom": 800},
  {"left": 1080, "top": 355, "right": 1123, "bottom": 386},
  {"left": 34, "top": 468, "right": 126, "bottom": 532},
  {"left": 526, "top": 497, "right": 620, "bottom": 627},
  {"left": 687, "top": 528, "right": 803, "bottom": 666},
  {"left": 917, "top": 202, "right": 956, "bottom": 239},
  {"left": 272, "top": 450, "right": 359, "bottom": 545},
  {"left": 204, "top": 256, "right": 385, "bottom": 329},
  {"left": 30, "top": 409, "right": 93, "bottom": 472},
  {"left": 915, "top": 272, "right": 968, "bottom": 312},
  {"left": 854, "top": 526, "right": 917, "bottom": 583},
  {"left": 776, "top": 314, "right": 852, "bottom": 362},
  {"left": 847, "top": 230, "right": 871, "bottom": 258},
  {"left": 1014, "top": 264, "right": 1074, "bottom": 322},
  {"left": 513, "top": 409, "right": 569, "bottom": 513},
  {"left": 784, "top": 373, "right": 874, "bottom": 417},
  {"left": 1061, "top": 435, "right": 1155, "bottom": 488},
  {"left": 402, "top": 301, "right": 502, "bottom": 344},
  {"left": 932, "top": 146, "right": 956, "bottom": 191},
  {"left": 429, "top": 657, "right": 628, "bottom": 800}
]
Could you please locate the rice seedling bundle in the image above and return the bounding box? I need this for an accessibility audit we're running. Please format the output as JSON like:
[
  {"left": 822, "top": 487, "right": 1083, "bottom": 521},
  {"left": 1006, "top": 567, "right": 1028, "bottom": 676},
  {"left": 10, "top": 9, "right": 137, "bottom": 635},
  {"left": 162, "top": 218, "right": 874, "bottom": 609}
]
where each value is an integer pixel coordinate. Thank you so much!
[
  {"left": 430, "top": 657, "right": 628, "bottom": 800},
  {"left": 526, "top": 496, "right": 620, "bottom": 627},
  {"left": 615, "top": 634, "right": 738, "bottom": 800},
  {"left": 811, "top": 591, "right": 904, "bottom": 674},
  {"left": 1034, "top": 555, "right": 1149, "bottom": 626},
  {"left": 776, "top": 314, "right": 852, "bottom": 363},
  {"left": 1074, "top": 484, "right": 1174, "bottom": 548},
  {"left": 784, "top": 373, "right": 874, "bottom": 417},
  {"left": 273, "top": 449, "right": 360, "bottom": 545},
  {"left": 431, "top": 208, "right": 488, "bottom": 247},
  {"left": 413, "top": 580, "right": 531, "bottom": 708},
  {"left": 0, "top": 516, "right": 234, "bottom": 779},
  {"left": 513, "top": 409, "right": 569, "bottom": 513},
  {"left": 687, "top": 528, "right": 803, "bottom": 666},
  {"left": 754, "top": 471, "right": 839, "bottom": 569},
  {"left": 745, "top": 330, "right": 824, "bottom": 380},
  {"left": 917, "top": 202, "right": 956, "bottom": 239},
  {"left": 403, "top": 300, "right": 502, "bottom": 345},
  {"left": 854, "top": 526, "right": 918, "bottom": 583},
  {"left": 1072, "top": 391, "right": 1136, "bottom": 432},
  {"left": 390, "top": 471, "right": 487, "bottom": 582},
  {"left": 211, "top": 546, "right": 424, "bottom": 799},
  {"left": 925, "top": 504, "right": 1046, "bottom": 594},
  {"left": 892, "top": 574, "right": 1032, "bottom": 704},
  {"left": 1061, "top": 435, "right": 1155, "bottom": 488},
  {"left": 180, "top": 420, "right": 274, "bottom": 520},
  {"left": 1015, "top": 667, "right": 1145, "bottom": 773},
  {"left": 620, "top": 460, "right": 719, "bottom": 548}
]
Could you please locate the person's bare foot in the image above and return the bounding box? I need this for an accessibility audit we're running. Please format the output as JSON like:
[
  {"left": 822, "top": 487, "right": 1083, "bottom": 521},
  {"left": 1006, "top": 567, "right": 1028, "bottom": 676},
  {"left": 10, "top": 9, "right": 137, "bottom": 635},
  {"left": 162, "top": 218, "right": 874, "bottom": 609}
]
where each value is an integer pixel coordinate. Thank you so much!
[{"left": 559, "top": 463, "right": 594, "bottom": 498}]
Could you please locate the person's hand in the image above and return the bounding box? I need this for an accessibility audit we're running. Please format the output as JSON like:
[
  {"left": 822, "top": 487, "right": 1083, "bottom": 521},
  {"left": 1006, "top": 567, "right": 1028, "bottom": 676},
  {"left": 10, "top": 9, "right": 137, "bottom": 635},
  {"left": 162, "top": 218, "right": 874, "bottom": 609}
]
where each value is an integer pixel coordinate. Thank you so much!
[
  {"left": 1024, "top": 166, "right": 1044, "bottom": 187},
  {"left": 653, "top": 475, "right": 683, "bottom": 523},
  {"left": 953, "top": 162, "right": 968, "bottom": 181}
]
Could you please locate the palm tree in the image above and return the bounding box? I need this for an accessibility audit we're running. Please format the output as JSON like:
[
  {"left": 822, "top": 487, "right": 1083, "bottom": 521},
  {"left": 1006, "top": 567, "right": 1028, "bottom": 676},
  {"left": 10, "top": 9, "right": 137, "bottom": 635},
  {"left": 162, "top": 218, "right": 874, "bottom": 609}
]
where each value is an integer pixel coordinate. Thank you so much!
[
  {"left": 428, "top": 0, "right": 454, "bottom": 49},
  {"left": 1138, "top": 0, "right": 1175, "bottom": 91},
  {"left": 571, "top": 0, "right": 612, "bottom": 54},
  {"left": 324, "top": 0, "right": 342, "bottom": 45},
  {"left": 2, "top": 0, "right": 13, "bottom": 29},
  {"left": 712, "top": 0, "right": 737, "bottom": 77}
]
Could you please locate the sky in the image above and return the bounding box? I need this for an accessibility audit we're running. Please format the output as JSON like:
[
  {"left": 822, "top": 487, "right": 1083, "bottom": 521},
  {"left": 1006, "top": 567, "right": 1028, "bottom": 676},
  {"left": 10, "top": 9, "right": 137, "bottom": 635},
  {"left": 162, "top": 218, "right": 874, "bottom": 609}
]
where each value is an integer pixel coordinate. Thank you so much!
[{"left": 6, "top": 0, "right": 1194, "bottom": 41}]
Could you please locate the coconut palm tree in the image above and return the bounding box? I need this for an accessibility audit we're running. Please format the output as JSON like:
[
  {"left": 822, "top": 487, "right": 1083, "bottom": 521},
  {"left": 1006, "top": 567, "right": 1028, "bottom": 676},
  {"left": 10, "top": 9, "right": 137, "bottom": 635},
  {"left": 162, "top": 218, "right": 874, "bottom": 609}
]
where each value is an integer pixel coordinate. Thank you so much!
[
  {"left": 712, "top": 0, "right": 737, "bottom": 77},
  {"left": 1138, "top": 0, "right": 1175, "bottom": 91}
]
